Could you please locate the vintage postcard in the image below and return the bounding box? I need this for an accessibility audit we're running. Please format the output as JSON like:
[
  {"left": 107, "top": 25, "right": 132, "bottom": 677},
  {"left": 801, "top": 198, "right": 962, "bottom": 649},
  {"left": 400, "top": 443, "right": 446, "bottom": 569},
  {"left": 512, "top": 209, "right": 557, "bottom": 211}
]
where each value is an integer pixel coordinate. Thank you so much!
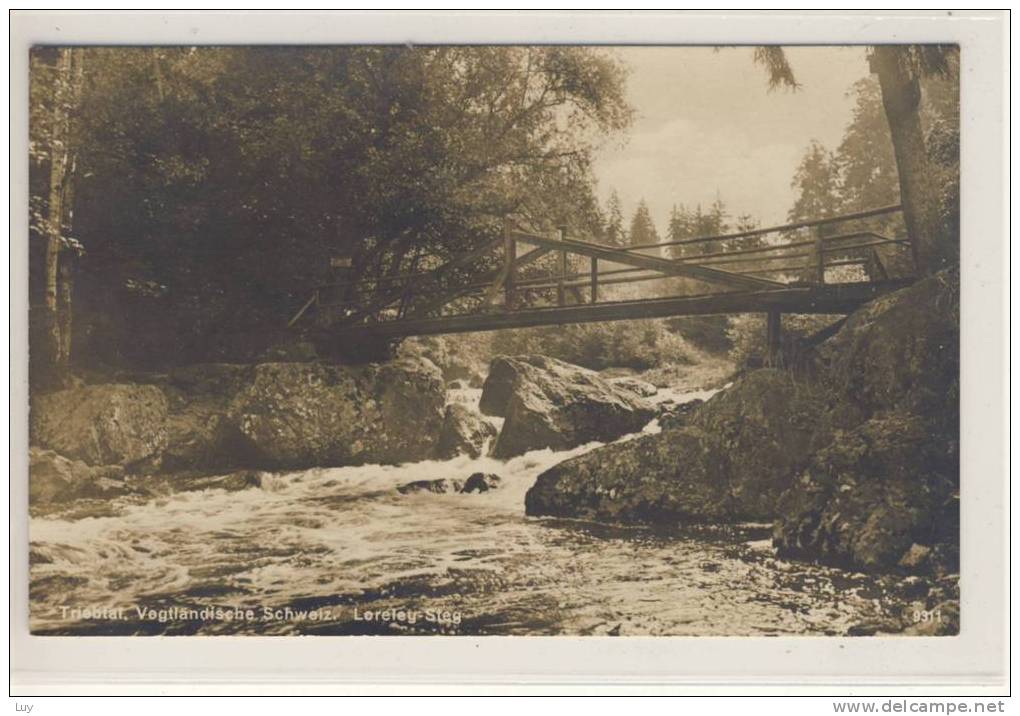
[{"left": 24, "top": 40, "right": 965, "bottom": 639}]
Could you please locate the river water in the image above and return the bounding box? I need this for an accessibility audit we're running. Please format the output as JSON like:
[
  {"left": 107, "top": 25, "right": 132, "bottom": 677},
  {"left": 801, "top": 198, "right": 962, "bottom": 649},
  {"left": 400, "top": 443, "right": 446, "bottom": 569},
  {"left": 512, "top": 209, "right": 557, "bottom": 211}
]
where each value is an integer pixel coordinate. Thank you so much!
[{"left": 30, "top": 385, "right": 916, "bottom": 636}]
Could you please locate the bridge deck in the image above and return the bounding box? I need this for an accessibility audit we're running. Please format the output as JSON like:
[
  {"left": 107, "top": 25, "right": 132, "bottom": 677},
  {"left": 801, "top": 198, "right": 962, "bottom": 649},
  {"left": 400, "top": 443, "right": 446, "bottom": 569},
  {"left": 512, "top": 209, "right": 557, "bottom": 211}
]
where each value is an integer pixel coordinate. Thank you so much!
[
  {"left": 333, "top": 280, "right": 910, "bottom": 339},
  {"left": 296, "top": 205, "right": 911, "bottom": 344}
]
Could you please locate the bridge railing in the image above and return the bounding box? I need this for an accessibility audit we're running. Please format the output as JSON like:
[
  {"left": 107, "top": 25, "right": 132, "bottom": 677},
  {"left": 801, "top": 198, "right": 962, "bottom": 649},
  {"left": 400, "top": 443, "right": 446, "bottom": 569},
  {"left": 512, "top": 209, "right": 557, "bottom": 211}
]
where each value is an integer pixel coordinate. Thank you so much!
[{"left": 288, "top": 204, "right": 908, "bottom": 328}]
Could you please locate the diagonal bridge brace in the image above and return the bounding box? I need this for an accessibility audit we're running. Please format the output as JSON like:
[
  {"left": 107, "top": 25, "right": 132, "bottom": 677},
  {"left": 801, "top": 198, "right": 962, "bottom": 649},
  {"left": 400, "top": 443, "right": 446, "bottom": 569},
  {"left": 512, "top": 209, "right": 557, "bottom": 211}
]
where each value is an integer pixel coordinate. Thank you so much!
[
  {"left": 408, "top": 245, "right": 552, "bottom": 318},
  {"left": 510, "top": 230, "right": 783, "bottom": 292}
]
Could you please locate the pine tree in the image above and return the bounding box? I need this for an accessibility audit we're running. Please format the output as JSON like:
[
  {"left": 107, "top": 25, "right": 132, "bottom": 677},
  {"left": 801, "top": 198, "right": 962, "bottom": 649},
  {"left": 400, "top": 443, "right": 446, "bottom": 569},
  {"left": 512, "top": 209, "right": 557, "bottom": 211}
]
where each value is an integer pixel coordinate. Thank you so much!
[
  {"left": 788, "top": 141, "right": 842, "bottom": 223},
  {"left": 667, "top": 204, "right": 692, "bottom": 258},
  {"left": 628, "top": 199, "right": 660, "bottom": 250},
  {"left": 603, "top": 190, "right": 626, "bottom": 247}
]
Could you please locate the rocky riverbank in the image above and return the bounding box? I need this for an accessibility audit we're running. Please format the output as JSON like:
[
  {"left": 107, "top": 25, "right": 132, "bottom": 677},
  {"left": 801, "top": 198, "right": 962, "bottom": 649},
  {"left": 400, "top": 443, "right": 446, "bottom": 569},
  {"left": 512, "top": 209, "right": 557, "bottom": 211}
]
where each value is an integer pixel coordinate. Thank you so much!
[
  {"left": 29, "top": 357, "right": 456, "bottom": 506},
  {"left": 525, "top": 272, "right": 960, "bottom": 593}
]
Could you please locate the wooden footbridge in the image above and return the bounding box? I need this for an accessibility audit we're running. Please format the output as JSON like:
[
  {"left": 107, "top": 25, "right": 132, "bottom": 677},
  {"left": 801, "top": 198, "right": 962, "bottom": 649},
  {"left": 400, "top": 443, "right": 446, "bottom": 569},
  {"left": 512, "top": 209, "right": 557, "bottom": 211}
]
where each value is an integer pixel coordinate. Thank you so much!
[{"left": 289, "top": 204, "right": 912, "bottom": 355}]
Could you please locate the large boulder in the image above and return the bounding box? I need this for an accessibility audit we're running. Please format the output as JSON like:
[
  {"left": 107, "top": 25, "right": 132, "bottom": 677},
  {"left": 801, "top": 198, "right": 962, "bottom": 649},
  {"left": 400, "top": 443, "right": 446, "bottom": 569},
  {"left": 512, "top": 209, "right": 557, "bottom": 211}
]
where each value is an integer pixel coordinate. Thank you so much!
[
  {"left": 30, "top": 384, "right": 169, "bottom": 467},
  {"left": 481, "top": 355, "right": 656, "bottom": 459},
  {"left": 690, "top": 369, "right": 834, "bottom": 518},
  {"left": 229, "top": 358, "right": 445, "bottom": 468},
  {"left": 769, "top": 272, "right": 960, "bottom": 573},
  {"left": 161, "top": 406, "right": 248, "bottom": 471},
  {"left": 526, "top": 427, "right": 732, "bottom": 523},
  {"left": 154, "top": 363, "right": 255, "bottom": 470},
  {"left": 434, "top": 404, "right": 498, "bottom": 459},
  {"left": 773, "top": 412, "right": 958, "bottom": 573},
  {"left": 29, "top": 447, "right": 129, "bottom": 510},
  {"left": 398, "top": 336, "right": 485, "bottom": 386},
  {"left": 478, "top": 356, "right": 521, "bottom": 417},
  {"left": 525, "top": 369, "right": 830, "bottom": 523},
  {"left": 818, "top": 271, "right": 959, "bottom": 427},
  {"left": 608, "top": 376, "right": 658, "bottom": 397}
]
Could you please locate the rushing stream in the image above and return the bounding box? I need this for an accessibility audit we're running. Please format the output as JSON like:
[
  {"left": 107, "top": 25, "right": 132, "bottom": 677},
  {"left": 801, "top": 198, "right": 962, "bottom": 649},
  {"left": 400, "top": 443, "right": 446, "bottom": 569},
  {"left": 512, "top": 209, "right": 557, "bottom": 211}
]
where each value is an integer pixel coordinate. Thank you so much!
[{"left": 30, "top": 384, "right": 917, "bottom": 636}]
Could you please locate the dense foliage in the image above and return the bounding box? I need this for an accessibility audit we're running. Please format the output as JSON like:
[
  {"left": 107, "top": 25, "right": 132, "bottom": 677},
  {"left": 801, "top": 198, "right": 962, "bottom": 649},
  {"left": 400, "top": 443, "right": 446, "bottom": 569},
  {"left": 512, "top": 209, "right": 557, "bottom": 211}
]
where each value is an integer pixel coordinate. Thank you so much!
[
  {"left": 491, "top": 319, "right": 696, "bottom": 371},
  {"left": 786, "top": 72, "right": 960, "bottom": 277},
  {"left": 30, "top": 46, "right": 631, "bottom": 368}
]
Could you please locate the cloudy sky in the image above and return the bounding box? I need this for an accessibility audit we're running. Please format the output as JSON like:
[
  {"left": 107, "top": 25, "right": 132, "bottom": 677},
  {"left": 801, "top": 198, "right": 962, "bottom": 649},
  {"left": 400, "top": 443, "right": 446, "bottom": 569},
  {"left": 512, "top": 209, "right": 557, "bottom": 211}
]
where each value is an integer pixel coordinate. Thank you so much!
[{"left": 592, "top": 46, "right": 871, "bottom": 232}]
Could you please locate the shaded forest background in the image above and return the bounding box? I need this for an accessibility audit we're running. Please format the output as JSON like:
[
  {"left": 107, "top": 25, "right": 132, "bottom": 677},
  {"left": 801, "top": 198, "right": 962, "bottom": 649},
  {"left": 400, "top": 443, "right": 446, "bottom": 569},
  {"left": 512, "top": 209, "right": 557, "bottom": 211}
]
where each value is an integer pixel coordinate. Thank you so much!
[{"left": 28, "top": 46, "right": 959, "bottom": 381}]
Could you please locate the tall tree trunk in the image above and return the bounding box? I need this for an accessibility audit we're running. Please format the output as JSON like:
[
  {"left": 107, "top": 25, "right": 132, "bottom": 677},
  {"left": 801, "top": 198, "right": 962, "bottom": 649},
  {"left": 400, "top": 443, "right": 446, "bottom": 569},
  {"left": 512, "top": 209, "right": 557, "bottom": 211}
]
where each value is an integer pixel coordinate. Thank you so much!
[
  {"left": 870, "top": 46, "right": 949, "bottom": 277},
  {"left": 57, "top": 254, "right": 75, "bottom": 368},
  {"left": 57, "top": 148, "right": 80, "bottom": 369},
  {"left": 42, "top": 48, "right": 72, "bottom": 386}
]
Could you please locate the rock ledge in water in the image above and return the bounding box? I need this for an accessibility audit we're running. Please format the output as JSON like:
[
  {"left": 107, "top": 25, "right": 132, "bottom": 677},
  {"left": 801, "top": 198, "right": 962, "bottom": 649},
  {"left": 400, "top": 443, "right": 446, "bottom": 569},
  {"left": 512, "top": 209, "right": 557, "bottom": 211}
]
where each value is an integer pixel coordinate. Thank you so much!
[
  {"left": 525, "top": 369, "right": 831, "bottom": 523},
  {"left": 462, "top": 472, "right": 501, "bottom": 493},
  {"left": 397, "top": 472, "right": 501, "bottom": 495},
  {"left": 397, "top": 478, "right": 463, "bottom": 495},
  {"left": 29, "top": 448, "right": 129, "bottom": 510}
]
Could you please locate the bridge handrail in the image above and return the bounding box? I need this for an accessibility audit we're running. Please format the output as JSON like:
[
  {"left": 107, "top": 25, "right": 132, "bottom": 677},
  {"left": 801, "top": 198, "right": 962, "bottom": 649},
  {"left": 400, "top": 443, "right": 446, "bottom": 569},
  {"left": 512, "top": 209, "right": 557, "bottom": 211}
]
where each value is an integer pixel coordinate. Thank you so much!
[
  {"left": 626, "top": 203, "right": 903, "bottom": 251},
  {"left": 292, "top": 203, "right": 908, "bottom": 326}
]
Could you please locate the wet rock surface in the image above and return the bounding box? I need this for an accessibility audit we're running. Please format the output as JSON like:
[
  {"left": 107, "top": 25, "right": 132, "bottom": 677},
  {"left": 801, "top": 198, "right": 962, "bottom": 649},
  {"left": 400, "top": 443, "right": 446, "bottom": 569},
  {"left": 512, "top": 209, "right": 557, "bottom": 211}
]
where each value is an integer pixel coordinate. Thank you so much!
[
  {"left": 526, "top": 370, "right": 830, "bottom": 523},
  {"left": 31, "top": 383, "right": 169, "bottom": 467},
  {"left": 461, "top": 472, "right": 501, "bottom": 493},
  {"left": 773, "top": 412, "right": 958, "bottom": 573},
  {"left": 29, "top": 448, "right": 129, "bottom": 513},
  {"left": 526, "top": 427, "right": 733, "bottom": 523},
  {"left": 398, "top": 336, "right": 486, "bottom": 388},
  {"left": 608, "top": 376, "right": 659, "bottom": 397},
  {"left": 30, "top": 357, "right": 452, "bottom": 500},
  {"left": 481, "top": 355, "right": 655, "bottom": 459},
  {"left": 229, "top": 358, "right": 446, "bottom": 469},
  {"left": 434, "top": 404, "right": 498, "bottom": 459},
  {"left": 818, "top": 271, "right": 959, "bottom": 427},
  {"left": 772, "top": 273, "right": 960, "bottom": 573},
  {"left": 161, "top": 406, "right": 248, "bottom": 471},
  {"left": 397, "top": 478, "right": 464, "bottom": 495},
  {"left": 656, "top": 398, "right": 704, "bottom": 430},
  {"left": 397, "top": 473, "right": 501, "bottom": 496},
  {"left": 177, "top": 470, "right": 266, "bottom": 493}
]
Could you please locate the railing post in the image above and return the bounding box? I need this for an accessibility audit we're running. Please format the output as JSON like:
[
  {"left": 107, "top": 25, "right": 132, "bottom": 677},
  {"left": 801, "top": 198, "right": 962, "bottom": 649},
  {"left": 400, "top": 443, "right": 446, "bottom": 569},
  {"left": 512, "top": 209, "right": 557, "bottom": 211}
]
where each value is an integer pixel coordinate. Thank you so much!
[
  {"left": 504, "top": 218, "right": 516, "bottom": 310},
  {"left": 814, "top": 226, "right": 826, "bottom": 284},
  {"left": 557, "top": 225, "right": 568, "bottom": 306},
  {"left": 590, "top": 257, "right": 599, "bottom": 303}
]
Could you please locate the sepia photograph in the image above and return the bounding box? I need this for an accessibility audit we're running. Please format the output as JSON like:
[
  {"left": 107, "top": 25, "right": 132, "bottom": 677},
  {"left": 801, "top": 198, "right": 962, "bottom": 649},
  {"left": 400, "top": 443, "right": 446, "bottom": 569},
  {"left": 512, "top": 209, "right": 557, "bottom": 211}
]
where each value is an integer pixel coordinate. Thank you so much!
[{"left": 25, "top": 40, "right": 963, "bottom": 639}]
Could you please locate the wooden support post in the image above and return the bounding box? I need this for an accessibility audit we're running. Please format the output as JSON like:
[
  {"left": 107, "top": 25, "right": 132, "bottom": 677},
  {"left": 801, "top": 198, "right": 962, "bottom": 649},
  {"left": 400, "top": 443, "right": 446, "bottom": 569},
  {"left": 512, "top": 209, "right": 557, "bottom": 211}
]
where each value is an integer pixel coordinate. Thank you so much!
[
  {"left": 766, "top": 311, "right": 782, "bottom": 367},
  {"left": 557, "top": 226, "right": 568, "bottom": 306},
  {"left": 814, "top": 226, "right": 826, "bottom": 284},
  {"left": 868, "top": 247, "right": 889, "bottom": 281},
  {"left": 591, "top": 257, "right": 599, "bottom": 303},
  {"left": 504, "top": 218, "right": 516, "bottom": 310}
]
